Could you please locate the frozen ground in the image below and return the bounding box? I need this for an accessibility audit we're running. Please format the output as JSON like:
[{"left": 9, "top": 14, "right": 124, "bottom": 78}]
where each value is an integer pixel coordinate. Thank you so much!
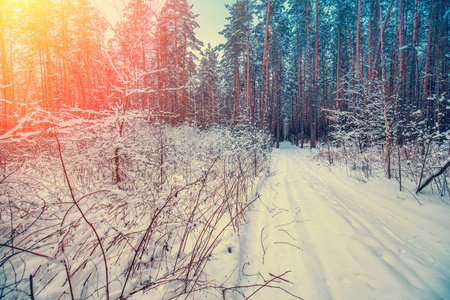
[{"left": 211, "top": 141, "right": 450, "bottom": 300}]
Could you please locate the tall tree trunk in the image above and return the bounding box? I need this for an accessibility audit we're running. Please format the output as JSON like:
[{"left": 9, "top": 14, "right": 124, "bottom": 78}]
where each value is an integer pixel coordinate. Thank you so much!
[
  {"left": 181, "top": 32, "right": 187, "bottom": 121},
  {"left": 422, "top": 0, "right": 435, "bottom": 101},
  {"left": 356, "top": 0, "right": 361, "bottom": 80},
  {"left": 275, "top": 50, "right": 280, "bottom": 148},
  {"left": 142, "top": 30, "right": 147, "bottom": 110},
  {"left": 411, "top": 0, "right": 419, "bottom": 107},
  {"left": 367, "top": 0, "right": 374, "bottom": 81},
  {"left": 260, "top": 0, "right": 270, "bottom": 128},
  {"left": 296, "top": 29, "right": 301, "bottom": 146},
  {"left": 314, "top": 0, "right": 319, "bottom": 86},
  {"left": 235, "top": 55, "right": 241, "bottom": 119},
  {"left": 157, "top": 43, "right": 163, "bottom": 117},
  {"left": 336, "top": 4, "right": 341, "bottom": 110},
  {"left": 371, "top": 0, "right": 395, "bottom": 80},
  {"left": 0, "top": 6, "right": 11, "bottom": 131},
  {"left": 175, "top": 18, "right": 180, "bottom": 123},
  {"left": 45, "top": 15, "right": 54, "bottom": 111},
  {"left": 397, "top": 0, "right": 406, "bottom": 127},
  {"left": 310, "top": 0, "right": 319, "bottom": 149},
  {"left": 322, "top": 50, "right": 328, "bottom": 139},
  {"left": 380, "top": 0, "right": 391, "bottom": 179},
  {"left": 246, "top": 1, "right": 250, "bottom": 118},
  {"left": 398, "top": 0, "right": 403, "bottom": 92},
  {"left": 305, "top": 0, "right": 311, "bottom": 148},
  {"left": 301, "top": 52, "right": 307, "bottom": 148},
  {"left": 61, "top": 0, "right": 70, "bottom": 108},
  {"left": 434, "top": 27, "right": 440, "bottom": 135}
]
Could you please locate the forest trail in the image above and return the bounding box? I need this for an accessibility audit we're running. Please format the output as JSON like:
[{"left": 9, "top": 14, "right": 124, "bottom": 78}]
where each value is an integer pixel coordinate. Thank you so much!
[{"left": 236, "top": 142, "right": 450, "bottom": 300}]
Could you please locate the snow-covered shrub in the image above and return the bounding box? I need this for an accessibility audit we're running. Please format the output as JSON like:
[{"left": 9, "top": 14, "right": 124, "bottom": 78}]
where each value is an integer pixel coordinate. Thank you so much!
[
  {"left": 323, "top": 74, "right": 449, "bottom": 196},
  {"left": 314, "top": 138, "right": 449, "bottom": 197},
  {"left": 0, "top": 110, "right": 271, "bottom": 299},
  {"left": 327, "top": 76, "right": 397, "bottom": 151},
  {"left": 314, "top": 141, "right": 385, "bottom": 182}
]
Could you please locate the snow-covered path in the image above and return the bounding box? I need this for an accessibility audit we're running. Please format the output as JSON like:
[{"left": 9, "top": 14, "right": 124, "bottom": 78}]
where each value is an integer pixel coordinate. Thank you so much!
[{"left": 236, "top": 142, "right": 450, "bottom": 300}]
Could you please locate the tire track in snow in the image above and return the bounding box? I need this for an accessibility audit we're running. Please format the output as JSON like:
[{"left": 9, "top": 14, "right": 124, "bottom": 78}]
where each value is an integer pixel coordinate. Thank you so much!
[
  {"left": 295, "top": 150, "right": 450, "bottom": 298},
  {"left": 237, "top": 142, "right": 450, "bottom": 300},
  {"left": 290, "top": 150, "right": 438, "bottom": 299},
  {"left": 279, "top": 143, "right": 333, "bottom": 299}
]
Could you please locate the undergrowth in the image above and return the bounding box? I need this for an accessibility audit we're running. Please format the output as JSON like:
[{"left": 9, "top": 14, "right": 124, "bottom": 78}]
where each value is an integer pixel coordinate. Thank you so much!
[
  {"left": 0, "top": 110, "right": 272, "bottom": 299},
  {"left": 314, "top": 140, "right": 450, "bottom": 197}
]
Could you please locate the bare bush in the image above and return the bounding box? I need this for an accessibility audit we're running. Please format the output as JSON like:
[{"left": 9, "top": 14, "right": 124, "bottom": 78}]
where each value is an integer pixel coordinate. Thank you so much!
[
  {"left": 314, "top": 138, "right": 450, "bottom": 198},
  {"left": 0, "top": 110, "right": 271, "bottom": 299}
]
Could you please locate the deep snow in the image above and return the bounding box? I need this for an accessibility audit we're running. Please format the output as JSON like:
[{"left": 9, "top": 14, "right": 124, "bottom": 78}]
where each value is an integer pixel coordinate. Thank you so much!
[{"left": 211, "top": 141, "right": 450, "bottom": 300}]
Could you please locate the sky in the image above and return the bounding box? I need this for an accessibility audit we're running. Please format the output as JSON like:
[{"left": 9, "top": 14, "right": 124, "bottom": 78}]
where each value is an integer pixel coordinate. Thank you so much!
[
  {"left": 91, "top": 0, "right": 235, "bottom": 48},
  {"left": 189, "top": 0, "right": 235, "bottom": 47}
]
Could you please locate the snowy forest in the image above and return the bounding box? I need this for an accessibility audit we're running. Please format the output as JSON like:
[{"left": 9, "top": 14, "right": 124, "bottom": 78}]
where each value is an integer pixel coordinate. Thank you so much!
[{"left": 1, "top": 0, "right": 449, "bottom": 299}]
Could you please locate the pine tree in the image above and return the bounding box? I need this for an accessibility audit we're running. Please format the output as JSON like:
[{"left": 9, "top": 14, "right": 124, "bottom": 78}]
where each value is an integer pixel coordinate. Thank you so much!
[
  {"left": 196, "top": 44, "right": 219, "bottom": 127},
  {"left": 156, "top": 0, "right": 202, "bottom": 123}
]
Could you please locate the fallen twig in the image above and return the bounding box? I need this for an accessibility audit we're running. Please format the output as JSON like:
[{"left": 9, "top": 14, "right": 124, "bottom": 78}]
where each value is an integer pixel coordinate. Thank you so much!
[
  {"left": 245, "top": 270, "right": 303, "bottom": 299},
  {"left": 260, "top": 226, "right": 266, "bottom": 265},
  {"left": 274, "top": 242, "right": 303, "bottom": 251},
  {"left": 0, "top": 243, "right": 52, "bottom": 259}
]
